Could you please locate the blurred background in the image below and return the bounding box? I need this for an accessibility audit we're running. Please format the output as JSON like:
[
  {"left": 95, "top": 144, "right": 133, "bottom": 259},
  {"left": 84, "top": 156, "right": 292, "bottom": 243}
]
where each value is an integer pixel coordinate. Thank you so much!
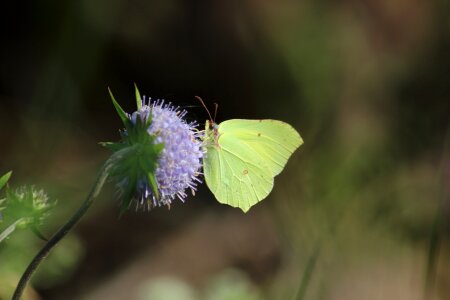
[{"left": 1, "top": 0, "right": 449, "bottom": 299}]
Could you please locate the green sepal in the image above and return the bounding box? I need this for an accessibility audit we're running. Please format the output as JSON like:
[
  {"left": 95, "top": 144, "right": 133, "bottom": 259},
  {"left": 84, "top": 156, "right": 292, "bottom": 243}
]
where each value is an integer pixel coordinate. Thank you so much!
[
  {"left": 0, "top": 171, "right": 12, "bottom": 191},
  {"left": 134, "top": 83, "right": 142, "bottom": 110},
  {"left": 147, "top": 172, "right": 159, "bottom": 200},
  {"left": 108, "top": 87, "right": 132, "bottom": 128},
  {"left": 31, "top": 225, "right": 49, "bottom": 242},
  {"left": 99, "top": 141, "right": 125, "bottom": 152}
]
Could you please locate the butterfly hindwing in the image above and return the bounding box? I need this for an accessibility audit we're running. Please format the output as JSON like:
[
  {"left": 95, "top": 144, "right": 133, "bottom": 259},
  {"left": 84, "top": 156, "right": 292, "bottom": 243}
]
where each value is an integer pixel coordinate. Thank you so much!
[{"left": 204, "top": 132, "right": 273, "bottom": 212}]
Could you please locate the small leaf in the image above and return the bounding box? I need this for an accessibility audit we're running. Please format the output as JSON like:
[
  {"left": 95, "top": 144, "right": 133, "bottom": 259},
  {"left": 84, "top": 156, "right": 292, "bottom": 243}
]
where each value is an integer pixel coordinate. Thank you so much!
[
  {"left": 108, "top": 87, "right": 131, "bottom": 127},
  {"left": 0, "top": 171, "right": 12, "bottom": 191},
  {"left": 134, "top": 83, "right": 142, "bottom": 110}
]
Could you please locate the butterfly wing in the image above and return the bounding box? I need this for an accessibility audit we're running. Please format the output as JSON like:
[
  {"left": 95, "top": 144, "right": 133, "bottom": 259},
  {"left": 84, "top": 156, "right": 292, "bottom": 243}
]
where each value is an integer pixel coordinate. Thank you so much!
[
  {"left": 203, "top": 119, "right": 302, "bottom": 212},
  {"left": 203, "top": 130, "right": 274, "bottom": 212},
  {"left": 219, "top": 119, "right": 303, "bottom": 176}
]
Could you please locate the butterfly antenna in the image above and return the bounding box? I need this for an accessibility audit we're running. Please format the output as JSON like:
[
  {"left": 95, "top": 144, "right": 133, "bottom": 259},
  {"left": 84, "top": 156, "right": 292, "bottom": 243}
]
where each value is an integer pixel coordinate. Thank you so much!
[
  {"left": 195, "top": 96, "right": 213, "bottom": 122},
  {"left": 213, "top": 102, "right": 218, "bottom": 121}
]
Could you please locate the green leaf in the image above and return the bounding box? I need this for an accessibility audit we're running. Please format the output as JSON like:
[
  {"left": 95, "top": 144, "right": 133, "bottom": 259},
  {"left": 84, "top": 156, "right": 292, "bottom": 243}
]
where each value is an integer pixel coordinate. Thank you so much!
[
  {"left": 108, "top": 87, "right": 131, "bottom": 127},
  {"left": 0, "top": 219, "right": 21, "bottom": 243},
  {"left": 0, "top": 171, "right": 12, "bottom": 191},
  {"left": 134, "top": 83, "right": 142, "bottom": 110}
]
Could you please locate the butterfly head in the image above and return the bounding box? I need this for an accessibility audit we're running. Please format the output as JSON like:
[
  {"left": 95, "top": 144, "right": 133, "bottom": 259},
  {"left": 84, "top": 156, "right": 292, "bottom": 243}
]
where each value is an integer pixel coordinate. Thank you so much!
[
  {"left": 206, "top": 119, "right": 219, "bottom": 130},
  {"left": 195, "top": 96, "right": 220, "bottom": 142},
  {"left": 205, "top": 120, "right": 219, "bottom": 140}
]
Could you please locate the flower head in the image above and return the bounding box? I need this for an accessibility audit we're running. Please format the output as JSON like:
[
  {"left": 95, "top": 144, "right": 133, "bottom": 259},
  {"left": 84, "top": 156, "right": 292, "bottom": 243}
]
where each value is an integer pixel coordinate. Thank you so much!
[
  {"left": 132, "top": 98, "right": 203, "bottom": 208},
  {"left": 104, "top": 87, "right": 203, "bottom": 212},
  {"left": 1, "top": 185, "right": 54, "bottom": 228}
]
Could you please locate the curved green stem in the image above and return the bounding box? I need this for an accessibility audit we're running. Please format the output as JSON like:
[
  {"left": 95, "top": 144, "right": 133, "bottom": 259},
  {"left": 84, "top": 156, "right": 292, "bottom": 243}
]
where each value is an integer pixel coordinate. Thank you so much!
[{"left": 12, "top": 163, "right": 110, "bottom": 300}]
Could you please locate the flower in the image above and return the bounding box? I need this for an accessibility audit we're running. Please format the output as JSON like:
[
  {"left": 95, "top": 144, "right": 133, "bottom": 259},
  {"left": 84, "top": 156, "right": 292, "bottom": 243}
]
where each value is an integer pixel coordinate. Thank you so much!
[
  {"left": 1, "top": 185, "right": 54, "bottom": 228},
  {"left": 104, "top": 87, "right": 203, "bottom": 211},
  {"left": 131, "top": 98, "right": 203, "bottom": 209}
]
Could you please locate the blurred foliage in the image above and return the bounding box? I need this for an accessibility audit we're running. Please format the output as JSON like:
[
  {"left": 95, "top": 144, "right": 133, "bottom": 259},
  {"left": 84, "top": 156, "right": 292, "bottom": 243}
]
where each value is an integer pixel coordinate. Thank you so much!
[
  {"left": 0, "top": 0, "right": 449, "bottom": 299},
  {"left": 204, "top": 269, "right": 263, "bottom": 300},
  {"left": 137, "top": 277, "right": 198, "bottom": 300},
  {"left": 0, "top": 171, "right": 55, "bottom": 244},
  {"left": 0, "top": 174, "right": 80, "bottom": 300},
  {"left": 138, "top": 270, "right": 263, "bottom": 300}
]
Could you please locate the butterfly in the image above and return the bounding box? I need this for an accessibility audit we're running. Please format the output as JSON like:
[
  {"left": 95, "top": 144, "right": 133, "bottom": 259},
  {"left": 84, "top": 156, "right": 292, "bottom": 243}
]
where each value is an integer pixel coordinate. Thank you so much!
[{"left": 198, "top": 98, "right": 303, "bottom": 212}]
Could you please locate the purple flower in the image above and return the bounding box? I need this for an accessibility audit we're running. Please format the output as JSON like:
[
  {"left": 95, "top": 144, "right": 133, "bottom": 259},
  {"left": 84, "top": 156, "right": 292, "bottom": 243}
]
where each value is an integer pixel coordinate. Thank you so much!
[{"left": 128, "top": 98, "right": 203, "bottom": 209}]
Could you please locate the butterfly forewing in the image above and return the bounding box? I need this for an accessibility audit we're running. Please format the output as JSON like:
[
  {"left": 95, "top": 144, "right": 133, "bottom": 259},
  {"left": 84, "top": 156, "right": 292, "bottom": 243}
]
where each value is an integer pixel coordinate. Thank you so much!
[{"left": 219, "top": 119, "right": 303, "bottom": 176}]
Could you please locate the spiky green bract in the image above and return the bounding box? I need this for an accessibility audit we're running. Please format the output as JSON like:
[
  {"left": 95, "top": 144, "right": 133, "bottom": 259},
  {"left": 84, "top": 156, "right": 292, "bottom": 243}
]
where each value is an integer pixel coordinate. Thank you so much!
[
  {"left": 2, "top": 186, "right": 55, "bottom": 229},
  {"left": 103, "top": 89, "right": 162, "bottom": 213},
  {"left": 108, "top": 87, "right": 133, "bottom": 128},
  {"left": 0, "top": 171, "right": 12, "bottom": 191},
  {"left": 134, "top": 83, "right": 142, "bottom": 110},
  {"left": 0, "top": 171, "right": 12, "bottom": 219}
]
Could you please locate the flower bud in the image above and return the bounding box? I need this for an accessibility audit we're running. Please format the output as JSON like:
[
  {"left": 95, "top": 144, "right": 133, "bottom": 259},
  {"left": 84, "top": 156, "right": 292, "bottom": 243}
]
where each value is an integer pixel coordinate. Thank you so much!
[{"left": 2, "top": 186, "right": 54, "bottom": 228}]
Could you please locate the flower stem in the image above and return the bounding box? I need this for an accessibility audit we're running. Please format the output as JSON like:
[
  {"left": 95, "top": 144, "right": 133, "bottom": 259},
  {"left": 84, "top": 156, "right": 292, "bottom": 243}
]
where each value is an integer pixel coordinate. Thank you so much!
[
  {"left": 295, "top": 243, "right": 320, "bottom": 300},
  {"left": 11, "top": 163, "right": 110, "bottom": 300}
]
